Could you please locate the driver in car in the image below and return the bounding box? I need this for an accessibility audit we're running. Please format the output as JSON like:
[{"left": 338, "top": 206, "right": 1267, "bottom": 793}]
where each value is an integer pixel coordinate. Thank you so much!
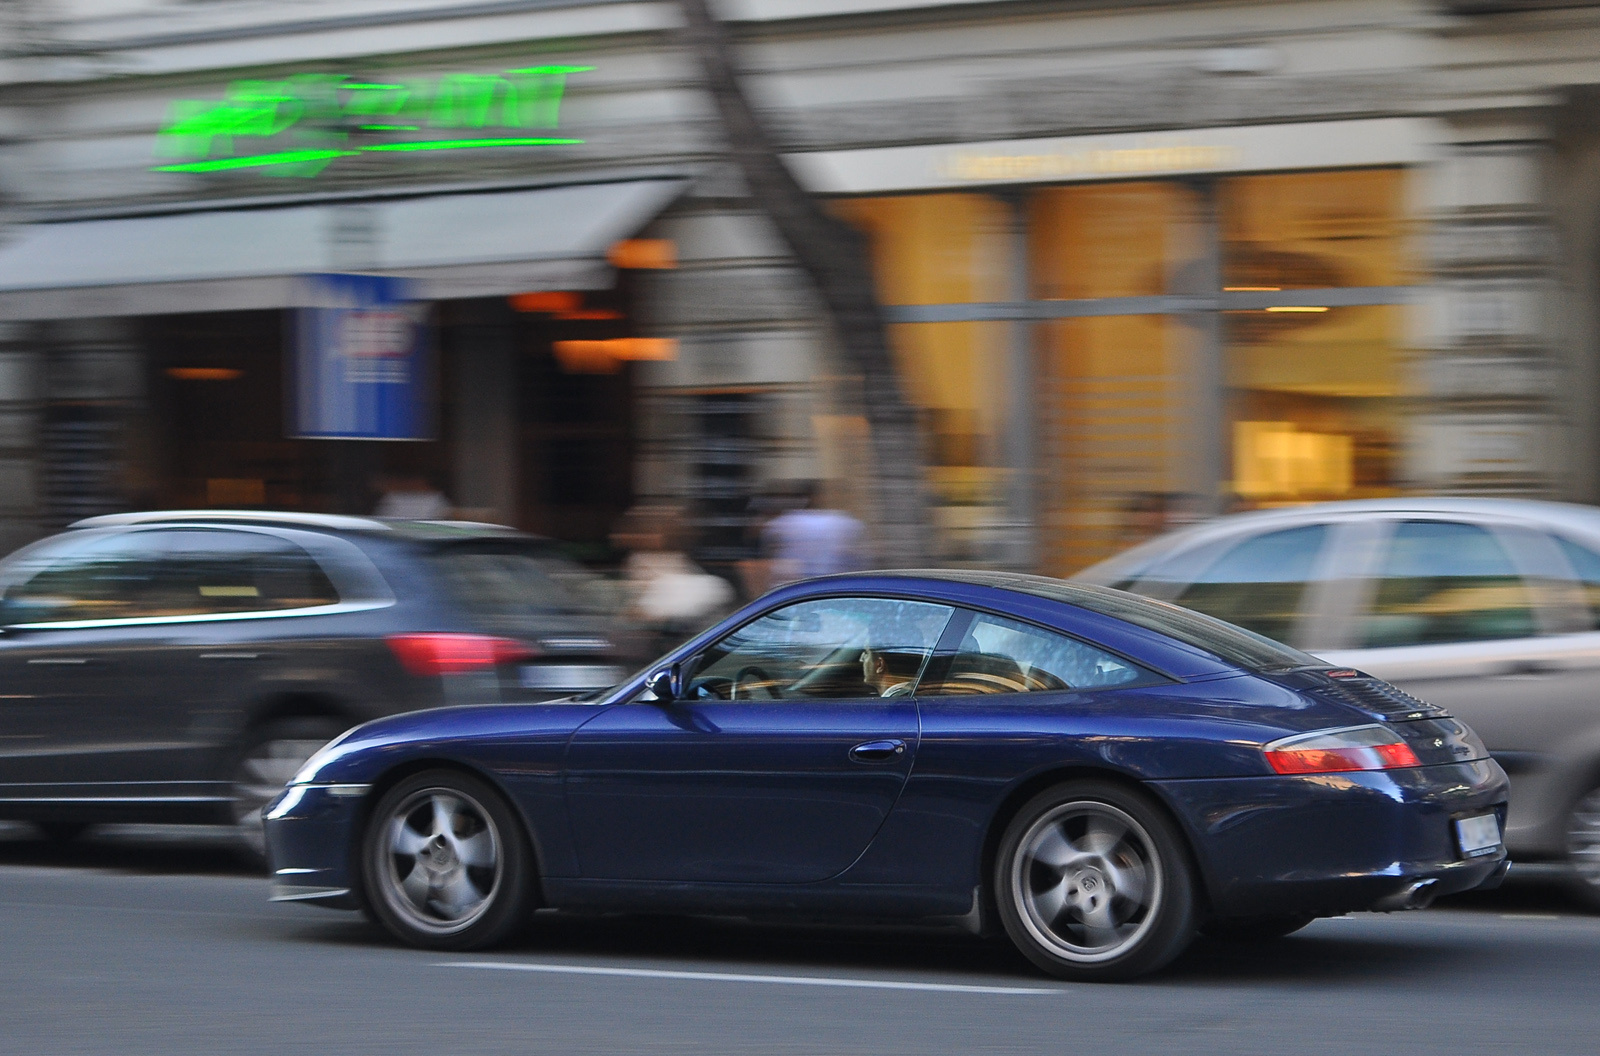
[{"left": 860, "top": 648, "right": 923, "bottom": 697}]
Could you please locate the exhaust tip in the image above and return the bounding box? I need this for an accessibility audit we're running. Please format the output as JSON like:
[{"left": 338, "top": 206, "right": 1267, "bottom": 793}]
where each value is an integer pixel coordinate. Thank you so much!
[{"left": 1373, "top": 878, "right": 1439, "bottom": 912}]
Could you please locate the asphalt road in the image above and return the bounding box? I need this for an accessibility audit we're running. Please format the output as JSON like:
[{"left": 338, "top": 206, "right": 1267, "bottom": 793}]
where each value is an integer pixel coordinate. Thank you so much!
[{"left": 3, "top": 824, "right": 1598, "bottom": 1056}]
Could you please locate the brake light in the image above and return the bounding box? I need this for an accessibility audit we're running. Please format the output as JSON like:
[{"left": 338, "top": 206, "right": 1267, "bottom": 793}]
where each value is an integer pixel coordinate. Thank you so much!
[
  {"left": 386, "top": 634, "right": 533, "bottom": 677},
  {"left": 1263, "top": 725, "right": 1421, "bottom": 775}
]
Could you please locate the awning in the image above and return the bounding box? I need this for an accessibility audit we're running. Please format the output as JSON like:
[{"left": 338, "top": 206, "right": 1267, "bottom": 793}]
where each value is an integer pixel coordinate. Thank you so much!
[{"left": 0, "top": 177, "right": 686, "bottom": 320}]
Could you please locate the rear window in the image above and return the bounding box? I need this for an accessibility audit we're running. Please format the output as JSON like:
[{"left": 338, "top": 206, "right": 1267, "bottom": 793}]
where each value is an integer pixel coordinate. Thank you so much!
[
  {"left": 989, "top": 577, "right": 1321, "bottom": 672},
  {"left": 435, "top": 548, "right": 604, "bottom": 620}
]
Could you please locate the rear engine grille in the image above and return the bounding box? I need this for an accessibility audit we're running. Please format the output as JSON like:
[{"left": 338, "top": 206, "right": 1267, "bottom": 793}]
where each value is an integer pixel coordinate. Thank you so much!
[{"left": 1315, "top": 677, "right": 1443, "bottom": 720}]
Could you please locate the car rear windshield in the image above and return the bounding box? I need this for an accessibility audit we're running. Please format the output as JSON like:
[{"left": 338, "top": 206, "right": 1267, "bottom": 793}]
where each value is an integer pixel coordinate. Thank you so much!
[
  {"left": 434, "top": 546, "right": 605, "bottom": 619},
  {"left": 971, "top": 575, "right": 1321, "bottom": 672}
]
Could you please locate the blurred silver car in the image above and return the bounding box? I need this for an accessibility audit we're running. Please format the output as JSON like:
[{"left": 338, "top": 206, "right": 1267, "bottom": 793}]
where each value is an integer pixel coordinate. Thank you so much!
[{"left": 1076, "top": 498, "right": 1600, "bottom": 906}]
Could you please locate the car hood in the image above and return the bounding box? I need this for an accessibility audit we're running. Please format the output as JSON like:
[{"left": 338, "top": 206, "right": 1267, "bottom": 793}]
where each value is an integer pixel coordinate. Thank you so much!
[{"left": 294, "top": 699, "right": 600, "bottom": 785}]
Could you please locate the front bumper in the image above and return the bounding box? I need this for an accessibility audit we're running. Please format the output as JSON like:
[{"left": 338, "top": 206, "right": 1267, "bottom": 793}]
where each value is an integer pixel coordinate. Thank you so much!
[
  {"left": 263, "top": 783, "right": 370, "bottom": 910},
  {"left": 1156, "top": 758, "right": 1510, "bottom": 919}
]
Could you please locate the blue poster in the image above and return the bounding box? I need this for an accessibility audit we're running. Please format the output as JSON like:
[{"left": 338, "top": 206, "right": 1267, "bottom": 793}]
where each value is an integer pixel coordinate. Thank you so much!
[{"left": 292, "top": 274, "right": 433, "bottom": 440}]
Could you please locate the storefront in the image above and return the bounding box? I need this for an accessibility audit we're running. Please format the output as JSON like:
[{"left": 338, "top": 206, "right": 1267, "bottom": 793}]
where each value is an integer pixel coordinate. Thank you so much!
[
  {"left": 0, "top": 174, "right": 687, "bottom": 551},
  {"left": 824, "top": 131, "right": 1421, "bottom": 572},
  {"left": 0, "top": 1, "right": 1588, "bottom": 573}
]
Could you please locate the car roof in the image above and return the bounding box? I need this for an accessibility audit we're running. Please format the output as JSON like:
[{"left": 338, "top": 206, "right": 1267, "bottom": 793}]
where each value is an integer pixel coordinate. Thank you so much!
[
  {"left": 69, "top": 510, "right": 536, "bottom": 542},
  {"left": 1074, "top": 497, "right": 1600, "bottom": 583}
]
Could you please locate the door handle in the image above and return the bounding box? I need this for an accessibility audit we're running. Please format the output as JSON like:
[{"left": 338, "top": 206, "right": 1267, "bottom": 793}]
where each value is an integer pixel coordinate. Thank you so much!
[{"left": 849, "top": 739, "right": 906, "bottom": 764}]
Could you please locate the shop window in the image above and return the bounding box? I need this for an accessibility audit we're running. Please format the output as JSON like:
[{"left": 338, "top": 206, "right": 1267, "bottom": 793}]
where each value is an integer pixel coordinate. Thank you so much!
[
  {"left": 835, "top": 195, "right": 1012, "bottom": 561},
  {"left": 1029, "top": 183, "right": 1203, "bottom": 574},
  {"left": 1220, "top": 169, "right": 1409, "bottom": 505}
]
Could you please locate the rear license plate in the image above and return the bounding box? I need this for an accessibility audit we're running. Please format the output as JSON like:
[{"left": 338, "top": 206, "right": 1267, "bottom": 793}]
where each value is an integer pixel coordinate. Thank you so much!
[
  {"left": 1455, "top": 814, "right": 1502, "bottom": 858},
  {"left": 519, "top": 664, "right": 621, "bottom": 690}
]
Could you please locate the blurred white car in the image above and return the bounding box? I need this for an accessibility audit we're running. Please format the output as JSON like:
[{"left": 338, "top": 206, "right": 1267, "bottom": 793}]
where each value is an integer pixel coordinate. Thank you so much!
[{"left": 1076, "top": 498, "right": 1600, "bottom": 906}]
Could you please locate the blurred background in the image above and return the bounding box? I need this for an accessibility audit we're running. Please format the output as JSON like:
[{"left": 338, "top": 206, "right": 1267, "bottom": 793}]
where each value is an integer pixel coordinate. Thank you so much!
[{"left": 0, "top": 0, "right": 1588, "bottom": 584}]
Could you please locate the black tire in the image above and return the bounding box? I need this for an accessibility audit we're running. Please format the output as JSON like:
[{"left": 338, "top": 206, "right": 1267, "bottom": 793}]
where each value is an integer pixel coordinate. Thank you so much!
[
  {"left": 1565, "top": 783, "right": 1600, "bottom": 911},
  {"left": 231, "top": 716, "right": 349, "bottom": 869},
  {"left": 34, "top": 821, "right": 90, "bottom": 844},
  {"left": 361, "top": 768, "right": 536, "bottom": 951},
  {"left": 994, "top": 780, "right": 1198, "bottom": 981},
  {"left": 1201, "top": 914, "right": 1316, "bottom": 942}
]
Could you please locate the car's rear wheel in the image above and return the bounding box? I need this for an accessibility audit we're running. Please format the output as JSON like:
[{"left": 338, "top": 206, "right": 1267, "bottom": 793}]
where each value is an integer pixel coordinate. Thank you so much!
[
  {"left": 361, "top": 769, "right": 535, "bottom": 950},
  {"left": 995, "top": 781, "right": 1198, "bottom": 981},
  {"left": 1201, "top": 914, "right": 1316, "bottom": 941},
  {"left": 1565, "top": 784, "right": 1600, "bottom": 910},
  {"left": 231, "top": 717, "right": 348, "bottom": 867}
]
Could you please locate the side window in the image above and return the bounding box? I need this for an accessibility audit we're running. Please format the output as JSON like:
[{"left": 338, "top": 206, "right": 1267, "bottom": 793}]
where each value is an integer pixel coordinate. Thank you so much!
[
  {"left": 1555, "top": 536, "right": 1600, "bottom": 631},
  {"left": 1, "top": 533, "right": 166, "bottom": 623},
  {"left": 685, "top": 597, "right": 953, "bottom": 701},
  {"left": 919, "top": 612, "right": 1154, "bottom": 696},
  {"left": 1362, "top": 521, "right": 1536, "bottom": 648},
  {"left": 152, "top": 530, "right": 340, "bottom": 615},
  {"left": 1170, "top": 524, "right": 1328, "bottom": 644}
]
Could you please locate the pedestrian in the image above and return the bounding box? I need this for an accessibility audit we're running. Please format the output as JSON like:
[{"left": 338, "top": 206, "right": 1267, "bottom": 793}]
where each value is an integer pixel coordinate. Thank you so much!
[
  {"left": 761, "top": 480, "right": 867, "bottom": 587},
  {"left": 373, "top": 472, "right": 452, "bottom": 520},
  {"left": 612, "top": 504, "right": 734, "bottom": 656}
]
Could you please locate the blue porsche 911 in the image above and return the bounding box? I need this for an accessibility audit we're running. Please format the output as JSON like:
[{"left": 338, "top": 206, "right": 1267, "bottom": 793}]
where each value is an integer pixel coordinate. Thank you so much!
[{"left": 264, "top": 571, "right": 1509, "bottom": 981}]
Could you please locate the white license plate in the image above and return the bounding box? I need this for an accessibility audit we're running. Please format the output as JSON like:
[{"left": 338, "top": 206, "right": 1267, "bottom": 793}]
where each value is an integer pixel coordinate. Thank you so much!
[
  {"left": 519, "top": 664, "right": 621, "bottom": 690},
  {"left": 1455, "top": 814, "right": 1502, "bottom": 858}
]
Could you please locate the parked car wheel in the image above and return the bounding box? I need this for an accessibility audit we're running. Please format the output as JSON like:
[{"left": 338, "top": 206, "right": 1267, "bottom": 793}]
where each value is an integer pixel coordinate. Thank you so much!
[
  {"left": 232, "top": 717, "right": 348, "bottom": 866},
  {"left": 361, "top": 769, "right": 535, "bottom": 950},
  {"left": 34, "top": 821, "right": 90, "bottom": 843},
  {"left": 1566, "top": 784, "right": 1600, "bottom": 910},
  {"left": 1201, "top": 914, "right": 1316, "bottom": 941},
  {"left": 994, "top": 781, "right": 1198, "bottom": 981}
]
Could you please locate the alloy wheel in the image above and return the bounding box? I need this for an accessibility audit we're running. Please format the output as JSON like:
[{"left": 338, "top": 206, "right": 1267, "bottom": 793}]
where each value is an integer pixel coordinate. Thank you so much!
[
  {"left": 377, "top": 787, "right": 503, "bottom": 935},
  {"left": 1010, "top": 800, "right": 1163, "bottom": 964}
]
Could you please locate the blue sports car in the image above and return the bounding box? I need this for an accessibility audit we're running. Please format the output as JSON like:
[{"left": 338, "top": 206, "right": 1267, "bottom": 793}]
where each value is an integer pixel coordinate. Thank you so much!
[{"left": 264, "top": 572, "right": 1509, "bottom": 981}]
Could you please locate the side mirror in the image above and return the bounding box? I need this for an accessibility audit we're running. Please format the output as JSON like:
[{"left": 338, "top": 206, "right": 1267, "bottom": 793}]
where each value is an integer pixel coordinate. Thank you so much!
[{"left": 645, "top": 665, "right": 679, "bottom": 703}]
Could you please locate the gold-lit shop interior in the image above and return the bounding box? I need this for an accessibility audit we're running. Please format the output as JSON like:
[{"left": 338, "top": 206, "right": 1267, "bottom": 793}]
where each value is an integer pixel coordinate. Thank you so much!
[{"left": 839, "top": 167, "right": 1413, "bottom": 575}]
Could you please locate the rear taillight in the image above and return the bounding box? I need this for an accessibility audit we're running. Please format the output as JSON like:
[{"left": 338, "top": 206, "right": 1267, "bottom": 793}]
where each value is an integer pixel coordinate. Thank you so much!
[
  {"left": 1263, "top": 724, "right": 1421, "bottom": 775},
  {"left": 386, "top": 633, "right": 533, "bottom": 677}
]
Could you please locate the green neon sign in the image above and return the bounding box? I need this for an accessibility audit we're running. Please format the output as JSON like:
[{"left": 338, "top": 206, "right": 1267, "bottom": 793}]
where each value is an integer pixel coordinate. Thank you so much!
[{"left": 153, "top": 65, "right": 591, "bottom": 177}]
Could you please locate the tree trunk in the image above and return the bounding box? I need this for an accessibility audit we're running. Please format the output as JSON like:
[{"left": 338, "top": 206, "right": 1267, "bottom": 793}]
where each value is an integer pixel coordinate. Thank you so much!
[{"left": 676, "top": 0, "right": 933, "bottom": 566}]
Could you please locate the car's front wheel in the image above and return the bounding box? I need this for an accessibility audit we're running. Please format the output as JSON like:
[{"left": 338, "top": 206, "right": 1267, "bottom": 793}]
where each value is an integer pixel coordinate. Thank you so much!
[
  {"left": 361, "top": 769, "right": 535, "bottom": 950},
  {"left": 994, "top": 781, "right": 1198, "bottom": 981}
]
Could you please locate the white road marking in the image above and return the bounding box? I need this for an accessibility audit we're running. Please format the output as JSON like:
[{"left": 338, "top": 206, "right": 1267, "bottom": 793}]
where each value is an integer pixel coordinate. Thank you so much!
[
  {"left": 1500, "top": 913, "right": 1562, "bottom": 920},
  {"left": 438, "top": 960, "right": 1058, "bottom": 995}
]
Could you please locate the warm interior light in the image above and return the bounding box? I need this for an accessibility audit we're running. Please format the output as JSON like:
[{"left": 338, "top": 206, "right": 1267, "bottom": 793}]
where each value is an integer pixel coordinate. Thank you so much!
[
  {"left": 554, "top": 309, "right": 624, "bottom": 321},
  {"left": 1223, "top": 286, "right": 1281, "bottom": 292},
  {"left": 553, "top": 338, "right": 678, "bottom": 374},
  {"left": 167, "top": 367, "right": 242, "bottom": 381},
  {"left": 1265, "top": 305, "right": 1330, "bottom": 313},
  {"left": 1233, "top": 421, "right": 1353, "bottom": 499},
  {"left": 510, "top": 291, "right": 581, "bottom": 313},
  {"left": 607, "top": 239, "right": 677, "bottom": 269}
]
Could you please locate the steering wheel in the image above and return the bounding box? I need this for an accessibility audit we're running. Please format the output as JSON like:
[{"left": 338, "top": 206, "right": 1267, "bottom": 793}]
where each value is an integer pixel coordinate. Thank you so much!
[{"left": 733, "top": 665, "right": 780, "bottom": 700}]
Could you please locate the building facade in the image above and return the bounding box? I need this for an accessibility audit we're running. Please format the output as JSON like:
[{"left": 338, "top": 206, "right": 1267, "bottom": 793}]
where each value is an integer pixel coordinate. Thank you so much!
[{"left": 0, "top": 0, "right": 1596, "bottom": 572}]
